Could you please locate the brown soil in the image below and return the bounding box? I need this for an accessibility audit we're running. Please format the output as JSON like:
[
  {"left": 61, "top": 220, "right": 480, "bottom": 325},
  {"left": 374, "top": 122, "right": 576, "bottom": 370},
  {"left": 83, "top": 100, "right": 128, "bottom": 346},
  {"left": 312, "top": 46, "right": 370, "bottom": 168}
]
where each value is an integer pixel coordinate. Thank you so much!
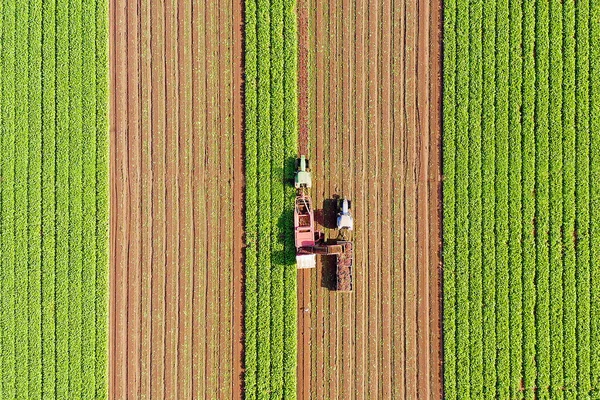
[
  {"left": 109, "top": 0, "right": 245, "bottom": 397},
  {"left": 296, "top": 0, "right": 443, "bottom": 397}
]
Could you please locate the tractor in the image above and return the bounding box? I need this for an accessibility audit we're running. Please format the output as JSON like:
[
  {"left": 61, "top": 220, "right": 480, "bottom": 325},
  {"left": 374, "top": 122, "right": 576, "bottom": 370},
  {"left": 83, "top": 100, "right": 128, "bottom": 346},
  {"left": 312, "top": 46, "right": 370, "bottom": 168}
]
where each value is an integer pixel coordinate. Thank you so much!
[{"left": 295, "top": 155, "right": 312, "bottom": 189}]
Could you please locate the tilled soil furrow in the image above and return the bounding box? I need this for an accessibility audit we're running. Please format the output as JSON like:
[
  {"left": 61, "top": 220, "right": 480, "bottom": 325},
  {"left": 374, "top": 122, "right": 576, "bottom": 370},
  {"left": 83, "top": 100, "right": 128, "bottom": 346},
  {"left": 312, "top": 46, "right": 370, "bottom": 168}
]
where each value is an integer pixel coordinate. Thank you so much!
[
  {"left": 177, "top": 0, "right": 194, "bottom": 394},
  {"left": 112, "top": 0, "right": 128, "bottom": 394},
  {"left": 149, "top": 0, "right": 167, "bottom": 394},
  {"left": 297, "top": 0, "right": 309, "bottom": 379},
  {"left": 391, "top": 0, "right": 407, "bottom": 396},
  {"left": 191, "top": 0, "right": 208, "bottom": 397},
  {"left": 417, "top": 0, "right": 433, "bottom": 396},
  {"left": 206, "top": 0, "right": 219, "bottom": 394},
  {"left": 126, "top": 0, "right": 141, "bottom": 395},
  {"left": 314, "top": 0, "right": 325, "bottom": 397},
  {"left": 340, "top": 0, "right": 354, "bottom": 396},
  {"left": 305, "top": 1, "right": 317, "bottom": 396},
  {"left": 321, "top": 2, "right": 331, "bottom": 395},
  {"left": 428, "top": 0, "right": 444, "bottom": 394},
  {"left": 380, "top": 0, "right": 393, "bottom": 396},
  {"left": 296, "top": 0, "right": 309, "bottom": 394},
  {"left": 367, "top": 0, "right": 380, "bottom": 396},
  {"left": 163, "top": 0, "right": 181, "bottom": 393},
  {"left": 403, "top": 0, "right": 419, "bottom": 396},
  {"left": 218, "top": 0, "right": 232, "bottom": 395},
  {"left": 354, "top": 0, "right": 367, "bottom": 397},
  {"left": 139, "top": 0, "right": 153, "bottom": 392},
  {"left": 231, "top": 0, "right": 245, "bottom": 393},
  {"left": 328, "top": 0, "right": 339, "bottom": 398},
  {"left": 302, "top": 0, "right": 312, "bottom": 394}
]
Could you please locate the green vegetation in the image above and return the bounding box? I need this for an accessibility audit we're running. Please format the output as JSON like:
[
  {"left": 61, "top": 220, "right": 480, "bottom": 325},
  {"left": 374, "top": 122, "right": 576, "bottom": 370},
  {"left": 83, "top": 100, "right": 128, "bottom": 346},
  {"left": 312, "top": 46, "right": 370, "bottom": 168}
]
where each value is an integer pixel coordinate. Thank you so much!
[
  {"left": 0, "top": 0, "right": 108, "bottom": 396},
  {"left": 444, "top": 0, "right": 600, "bottom": 397},
  {"left": 244, "top": 0, "right": 298, "bottom": 398}
]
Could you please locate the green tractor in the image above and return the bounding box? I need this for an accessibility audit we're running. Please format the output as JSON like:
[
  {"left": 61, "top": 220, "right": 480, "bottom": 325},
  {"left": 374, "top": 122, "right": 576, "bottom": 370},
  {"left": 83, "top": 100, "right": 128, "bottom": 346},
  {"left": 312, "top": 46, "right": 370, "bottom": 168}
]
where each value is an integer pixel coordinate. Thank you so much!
[{"left": 295, "top": 155, "right": 312, "bottom": 189}]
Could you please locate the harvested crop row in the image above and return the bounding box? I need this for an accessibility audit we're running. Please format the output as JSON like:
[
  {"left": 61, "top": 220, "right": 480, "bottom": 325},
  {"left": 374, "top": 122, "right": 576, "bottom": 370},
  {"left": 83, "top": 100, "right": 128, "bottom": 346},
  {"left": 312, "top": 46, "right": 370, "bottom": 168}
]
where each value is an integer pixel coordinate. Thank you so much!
[
  {"left": 443, "top": 0, "right": 600, "bottom": 396},
  {"left": 0, "top": 0, "right": 108, "bottom": 396},
  {"left": 244, "top": 0, "right": 298, "bottom": 398}
]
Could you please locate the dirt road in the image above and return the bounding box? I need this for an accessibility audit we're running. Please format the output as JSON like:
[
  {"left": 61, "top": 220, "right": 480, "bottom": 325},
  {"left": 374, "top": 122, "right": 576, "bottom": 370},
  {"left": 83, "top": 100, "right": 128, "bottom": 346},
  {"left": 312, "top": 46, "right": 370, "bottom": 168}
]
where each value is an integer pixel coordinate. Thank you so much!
[
  {"left": 109, "top": 0, "right": 245, "bottom": 397},
  {"left": 296, "top": 0, "right": 443, "bottom": 398}
]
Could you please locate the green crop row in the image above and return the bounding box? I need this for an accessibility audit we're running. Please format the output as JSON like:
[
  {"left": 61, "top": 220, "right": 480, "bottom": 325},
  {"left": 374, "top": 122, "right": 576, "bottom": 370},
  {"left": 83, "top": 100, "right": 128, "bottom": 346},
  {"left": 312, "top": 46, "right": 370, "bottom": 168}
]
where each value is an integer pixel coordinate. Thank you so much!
[
  {"left": 443, "top": 0, "right": 600, "bottom": 397},
  {"left": 591, "top": 0, "right": 600, "bottom": 392},
  {"left": 0, "top": 0, "right": 108, "bottom": 396},
  {"left": 575, "top": 0, "right": 592, "bottom": 395},
  {"left": 244, "top": 0, "right": 298, "bottom": 398}
]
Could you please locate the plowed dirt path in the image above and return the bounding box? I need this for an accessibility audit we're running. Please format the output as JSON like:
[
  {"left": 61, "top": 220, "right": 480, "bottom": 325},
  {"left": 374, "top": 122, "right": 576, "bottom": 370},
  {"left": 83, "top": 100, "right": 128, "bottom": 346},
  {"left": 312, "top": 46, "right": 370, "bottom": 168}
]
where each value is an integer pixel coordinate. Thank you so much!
[
  {"left": 109, "top": 0, "right": 244, "bottom": 397},
  {"left": 296, "top": 0, "right": 443, "bottom": 398}
]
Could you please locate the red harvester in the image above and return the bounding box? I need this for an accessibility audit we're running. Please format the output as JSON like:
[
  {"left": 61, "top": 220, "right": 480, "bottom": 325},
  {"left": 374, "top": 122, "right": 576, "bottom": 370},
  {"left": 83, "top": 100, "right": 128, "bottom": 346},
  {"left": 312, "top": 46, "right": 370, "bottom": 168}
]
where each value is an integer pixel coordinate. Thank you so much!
[{"left": 293, "top": 156, "right": 354, "bottom": 292}]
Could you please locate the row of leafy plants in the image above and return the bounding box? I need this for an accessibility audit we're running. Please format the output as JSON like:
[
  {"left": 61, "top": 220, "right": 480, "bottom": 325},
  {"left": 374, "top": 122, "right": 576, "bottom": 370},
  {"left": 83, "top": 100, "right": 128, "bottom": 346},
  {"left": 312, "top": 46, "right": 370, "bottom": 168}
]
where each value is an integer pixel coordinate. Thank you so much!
[
  {"left": 443, "top": 0, "right": 600, "bottom": 397},
  {"left": 0, "top": 0, "right": 108, "bottom": 397},
  {"left": 245, "top": 0, "right": 298, "bottom": 398}
]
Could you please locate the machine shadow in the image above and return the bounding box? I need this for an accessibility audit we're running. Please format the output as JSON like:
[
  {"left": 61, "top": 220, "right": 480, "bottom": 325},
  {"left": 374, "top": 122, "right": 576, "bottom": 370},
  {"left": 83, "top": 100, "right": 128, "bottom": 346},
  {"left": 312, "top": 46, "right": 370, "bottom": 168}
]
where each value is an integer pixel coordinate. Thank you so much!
[
  {"left": 314, "top": 196, "right": 339, "bottom": 230},
  {"left": 273, "top": 156, "right": 298, "bottom": 266},
  {"left": 317, "top": 197, "right": 341, "bottom": 289},
  {"left": 320, "top": 254, "right": 338, "bottom": 290}
]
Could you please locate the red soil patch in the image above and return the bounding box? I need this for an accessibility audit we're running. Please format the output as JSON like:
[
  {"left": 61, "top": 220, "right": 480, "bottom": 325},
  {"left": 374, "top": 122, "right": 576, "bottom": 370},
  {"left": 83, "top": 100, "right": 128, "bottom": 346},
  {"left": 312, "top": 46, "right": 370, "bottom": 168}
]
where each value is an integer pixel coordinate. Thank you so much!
[{"left": 109, "top": 0, "right": 245, "bottom": 397}]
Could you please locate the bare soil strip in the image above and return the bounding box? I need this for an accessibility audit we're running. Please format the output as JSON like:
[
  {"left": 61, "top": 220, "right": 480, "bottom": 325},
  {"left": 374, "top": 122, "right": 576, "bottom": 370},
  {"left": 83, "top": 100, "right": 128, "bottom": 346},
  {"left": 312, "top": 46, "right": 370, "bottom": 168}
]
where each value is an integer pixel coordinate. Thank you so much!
[
  {"left": 296, "top": 0, "right": 444, "bottom": 397},
  {"left": 109, "top": 0, "right": 245, "bottom": 397},
  {"left": 296, "top": 0, "right": 310, "bottom": 397},
  {"left": 429, "top": 0, "right": 444, "bottom": 395}
]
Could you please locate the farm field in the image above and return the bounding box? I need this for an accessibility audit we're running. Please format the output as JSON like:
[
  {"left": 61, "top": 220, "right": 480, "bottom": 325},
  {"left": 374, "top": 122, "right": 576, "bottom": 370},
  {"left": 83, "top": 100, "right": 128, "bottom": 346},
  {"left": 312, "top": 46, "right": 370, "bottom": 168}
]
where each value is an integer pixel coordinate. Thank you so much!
[
  {"left": 296, "top": 0, "right": 443, "bottom": 398},
  {"left": 108, "top": 0, "right": 245, "bottom": 397},
  {"left": 0, "top": 0, "right": 108, "bottom": 397},
  {"left": 243, "top": 0, "right": 299, "bottom": 397},
  {"left": 443, "top": 0, "right": 600, "bottom": 397}
]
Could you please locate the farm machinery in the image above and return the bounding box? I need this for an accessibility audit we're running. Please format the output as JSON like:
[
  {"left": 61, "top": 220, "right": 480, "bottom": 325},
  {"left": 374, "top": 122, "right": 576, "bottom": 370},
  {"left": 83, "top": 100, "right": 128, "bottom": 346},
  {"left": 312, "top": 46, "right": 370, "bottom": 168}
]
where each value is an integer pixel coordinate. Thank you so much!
[{"left": 294, "top": 155, "right": 354, "bottom": 292}]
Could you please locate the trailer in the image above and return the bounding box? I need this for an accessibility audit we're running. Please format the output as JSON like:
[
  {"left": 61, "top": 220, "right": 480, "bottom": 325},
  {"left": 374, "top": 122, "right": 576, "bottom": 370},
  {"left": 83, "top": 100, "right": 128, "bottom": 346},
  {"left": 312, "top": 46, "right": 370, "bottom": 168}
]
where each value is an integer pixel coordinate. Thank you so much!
[
  {"left": 334, "top": 242, "right": 353, "bottom": 292},
  {"left": 294, "top": 193, "right": 318, "bottom": 269}
]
